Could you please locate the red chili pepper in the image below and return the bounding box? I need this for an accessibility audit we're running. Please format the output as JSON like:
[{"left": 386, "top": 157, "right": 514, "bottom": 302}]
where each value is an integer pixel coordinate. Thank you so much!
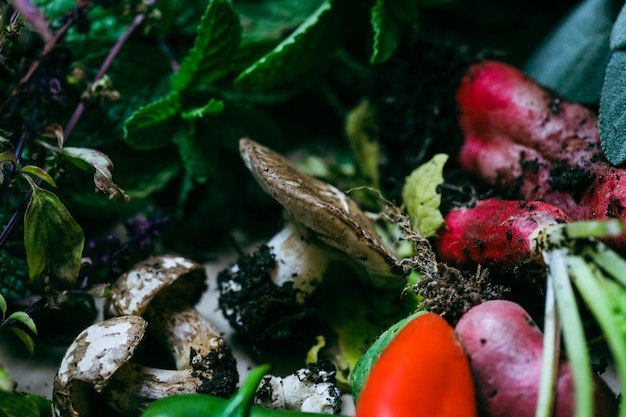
[{"left": 355, "top": 312, "right": 477, "bottom": 417}]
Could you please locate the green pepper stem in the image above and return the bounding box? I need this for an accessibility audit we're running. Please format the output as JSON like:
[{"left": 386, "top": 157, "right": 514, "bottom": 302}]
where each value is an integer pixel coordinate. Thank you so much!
[{"left": 223, "top": 364, "right": 271, "bottom": 417}]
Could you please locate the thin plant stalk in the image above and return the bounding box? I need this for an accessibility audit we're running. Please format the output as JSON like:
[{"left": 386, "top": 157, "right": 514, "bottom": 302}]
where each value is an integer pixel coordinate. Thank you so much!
[
  {"left": 548, "top": 248, "right": 593, "bottom": 417},
  {"left": 534, "top": 267, "right": 560, "bottom": 417}
]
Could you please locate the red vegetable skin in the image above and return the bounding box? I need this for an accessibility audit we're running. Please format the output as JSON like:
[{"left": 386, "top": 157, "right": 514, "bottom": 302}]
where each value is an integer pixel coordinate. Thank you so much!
[
  {"left": 455, "top": 60, "right": 626, "bottom": 251},
  {"left": 434, "top": 198, "right": 570, "bottom": 272},
  {"left": 455, "top": 300, "right": 618, "bottom": 417},
  {"left": 355, "top": 312, "right": 477, "bottom": 417}
]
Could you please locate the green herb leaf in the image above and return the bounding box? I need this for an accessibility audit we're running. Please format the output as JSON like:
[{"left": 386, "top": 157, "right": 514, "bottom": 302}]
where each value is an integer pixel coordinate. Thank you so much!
[
  {"left": 6, "top": 311, "right": 37, "bottom": 335},
  {"left": 0, "top": 294, "right": 6, "bottom": 319},
  {"left": 8, "top": 327, "right": 35, "bottom": 356},
  {"left": 0, "top": 391, "right": 40, "bottom": 417},
  {"left": 370, "top": 0, "right": 402, "bottom": 64},
  {"left": 0, "top": 364, "right": 16, "bottom": 393},
  {"left": 600, "top": 50, "right": 626, "bottom": 165},
  {"left": 181, "top": 99, "right": 225, "bottom": 120},
  {"left": 234, "top": 0, "right": 323, "bottom": 43},
  {"left": 24, "top": 185, "right": 84, "bottom": 289},
  {"left": 171, "top": 0, "right": 242, "bottom": 92},
  {"left": 235, "top": 0, "right": 354, "bottom": 93},
  {"left": 20, "top": 166, "right": 56, "bottom": 188},
  {"left": 0, "top": 151, "right": 17, "bottom": 166},
  {"left": 124, "top": 92, "right": 182, "bottom": 150},
  {"left": 345, "top": 99, "right": 380, "bottom": 188},
  {"left": 401, "top": 153, "right": 447, "bottom": 238},
  {"left": 524, "top": 0, "right": 614, "bottom": 103}
]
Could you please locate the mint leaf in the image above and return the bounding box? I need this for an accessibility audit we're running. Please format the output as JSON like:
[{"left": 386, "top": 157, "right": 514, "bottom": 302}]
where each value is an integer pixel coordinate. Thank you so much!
[
  {"left": 171, "top": 0, "right": 242, "bottom": 92},
  {"left": 600, "top": 50, "right": 626, "bottom": 165},
  {"left": 181, "top": 99, "right": 225, "bottom": 120},
  {"left": 24, "top": 185, "right": 84, "bottom": 289},
  {"left": 235, "top": 0, "right": 323, "bottom": 42},
  {"left": 0, "top": 391, "right": 41, "bottom": 417},
  {"left": 370, "top": 0, "right": 402, "bottom": 64},
  {"left": 124, "top": 92, "right": 182, "bottom": 150},
  {"left": 524, "top": 0, "right": 614, "bottom": 103},
  {"left": 234, "top": 0, "right": 354, "bottom": 93}
]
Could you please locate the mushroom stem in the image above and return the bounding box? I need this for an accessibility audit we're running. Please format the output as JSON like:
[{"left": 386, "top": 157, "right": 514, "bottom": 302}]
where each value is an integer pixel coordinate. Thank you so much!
[
  {"left": 267, "top": 221, "right": 330, "bottom": 298},
  {"left": 144, "top": 301, "right": 227, "bottom": 370},
  {"left": 103, "top": 363, "right": 212, "bottom": 416}
]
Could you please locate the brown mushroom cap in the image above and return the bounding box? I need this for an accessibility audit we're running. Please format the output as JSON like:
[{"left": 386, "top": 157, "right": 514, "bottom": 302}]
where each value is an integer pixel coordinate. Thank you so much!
[
  {"left": 53, "top": 315, "right": 147, "bottom": 417},
  {"left": 240, "top": 138, "right": 408, "bottom": 288}
]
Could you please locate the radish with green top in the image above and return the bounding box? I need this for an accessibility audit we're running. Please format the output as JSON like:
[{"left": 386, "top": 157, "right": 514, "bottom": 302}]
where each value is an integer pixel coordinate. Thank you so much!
[
  {"left": 434, "top": 198, "right": 570, "bottom": 273},
  {"left": 455, "top": 60, "right": 626, "bottom": 252},
  {"left": 455, "top": 300, "right": 618, "bottom": 417}
]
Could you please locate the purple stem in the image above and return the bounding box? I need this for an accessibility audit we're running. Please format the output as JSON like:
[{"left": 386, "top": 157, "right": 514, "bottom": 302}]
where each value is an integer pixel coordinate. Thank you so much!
[{"left": 63, "top": 0, "right": 156, "bottom": 141}]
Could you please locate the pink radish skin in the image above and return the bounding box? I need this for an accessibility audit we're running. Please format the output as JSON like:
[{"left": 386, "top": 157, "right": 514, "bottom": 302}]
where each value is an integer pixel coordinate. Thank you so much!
[
  {"left": 455, "top": 60, "right": 626, "bottom": 252},
  {"left": 455, "top": 300, "right": 618, "bottom": 417},
  {"left": 434, "top": 198, "right": 570, "bottom": 273}
]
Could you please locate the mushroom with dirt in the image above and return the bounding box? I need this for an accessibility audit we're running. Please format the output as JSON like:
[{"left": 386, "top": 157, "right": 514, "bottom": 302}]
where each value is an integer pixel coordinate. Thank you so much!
[
  {"left": 104, "top": 254, "right": 238, "bottom": 394},
  {"left": 53, "top": 315, "right": 230, "bottom": 417},
  {"left": 217, "top": 138, "right": 409, "bottom": 347}
]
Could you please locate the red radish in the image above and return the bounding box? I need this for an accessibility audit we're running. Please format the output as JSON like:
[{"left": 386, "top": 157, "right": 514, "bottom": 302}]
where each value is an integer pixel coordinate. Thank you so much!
[
  {"left": 455, "top": 60, "right": 626, "bottom": 252},
  {"left": 455, "top": 300, "right": 618, "bottom": 417},
  {"left": 434, "top": 198, "right": 570, "bottom": 273}
]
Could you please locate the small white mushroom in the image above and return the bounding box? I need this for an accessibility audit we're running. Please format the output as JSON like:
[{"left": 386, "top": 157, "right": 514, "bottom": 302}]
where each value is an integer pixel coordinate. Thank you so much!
[
  {"left": 105, "top": 255, "right": 238, "bottom": 395},
  {"left": 53, "top": 315, "right": 223, "bottom": 417},
  {"left": 254, "top": 363, "right": 342, "bottom": 414}
]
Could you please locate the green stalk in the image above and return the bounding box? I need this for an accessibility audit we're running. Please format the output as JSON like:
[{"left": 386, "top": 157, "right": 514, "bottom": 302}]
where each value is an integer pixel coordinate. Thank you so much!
[
  {"left": 548, "top": 249, "right": 593, "bottom": 417},
  {"left": 534, "top": 267, "right": 560, "bottom": 417},
  {"left": 581, "top": 240, "right": 626, "bottom": 288},
  {"left": 566, "top": 255, "right": 626, "bottom": 417}
]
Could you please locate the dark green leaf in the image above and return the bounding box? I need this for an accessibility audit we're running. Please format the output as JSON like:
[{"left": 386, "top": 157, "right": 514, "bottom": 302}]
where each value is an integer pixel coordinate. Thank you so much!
[
  {"left": 234, "top": 0, "right": 356, "bottom": 93},
  {"left": 0, "top": 391, "right": 40, "bottom": 417},
  {"left": 124, "top": 92, "right": 182, "bottom": 150},
  {"left": 386, "top": 0, "right": 419, "bottom": 26},
  {"left": 524, "top": 0, "right": 614, "bottom": 103},
  {"left": 611, "top": 2, "right": 626, "bottom": 50},
  {"left": 170, "top": 0, "right": 242, "bottom": 92},
  {"left": 234, "top": 0, "right": 323, "bottom": 42},
  {"left": 600, "top": 50, "right": 626, "bottom": 165},
  {"left": 181, "top": 99, "right": 225, "bottom": 120},
  {"left": 0, "top": 294, "right": 6, "bottom": 319},
  {"left": 8, "top": 328, "right": 35, "bottom": 356},
  {"left": 24, "top": 185, "right": 84, "bottom": 289},
  {"left": 370, "top": 0, "right": 402, "bottom": 64},
  {"left": 176, "top": 100, "right": 284, "bottom": 181}
]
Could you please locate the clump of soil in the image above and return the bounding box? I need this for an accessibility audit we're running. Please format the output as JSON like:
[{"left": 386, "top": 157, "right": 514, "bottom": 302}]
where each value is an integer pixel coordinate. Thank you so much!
[{"left": 369, "top": 35, "right": 481, "bottom": 203}]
